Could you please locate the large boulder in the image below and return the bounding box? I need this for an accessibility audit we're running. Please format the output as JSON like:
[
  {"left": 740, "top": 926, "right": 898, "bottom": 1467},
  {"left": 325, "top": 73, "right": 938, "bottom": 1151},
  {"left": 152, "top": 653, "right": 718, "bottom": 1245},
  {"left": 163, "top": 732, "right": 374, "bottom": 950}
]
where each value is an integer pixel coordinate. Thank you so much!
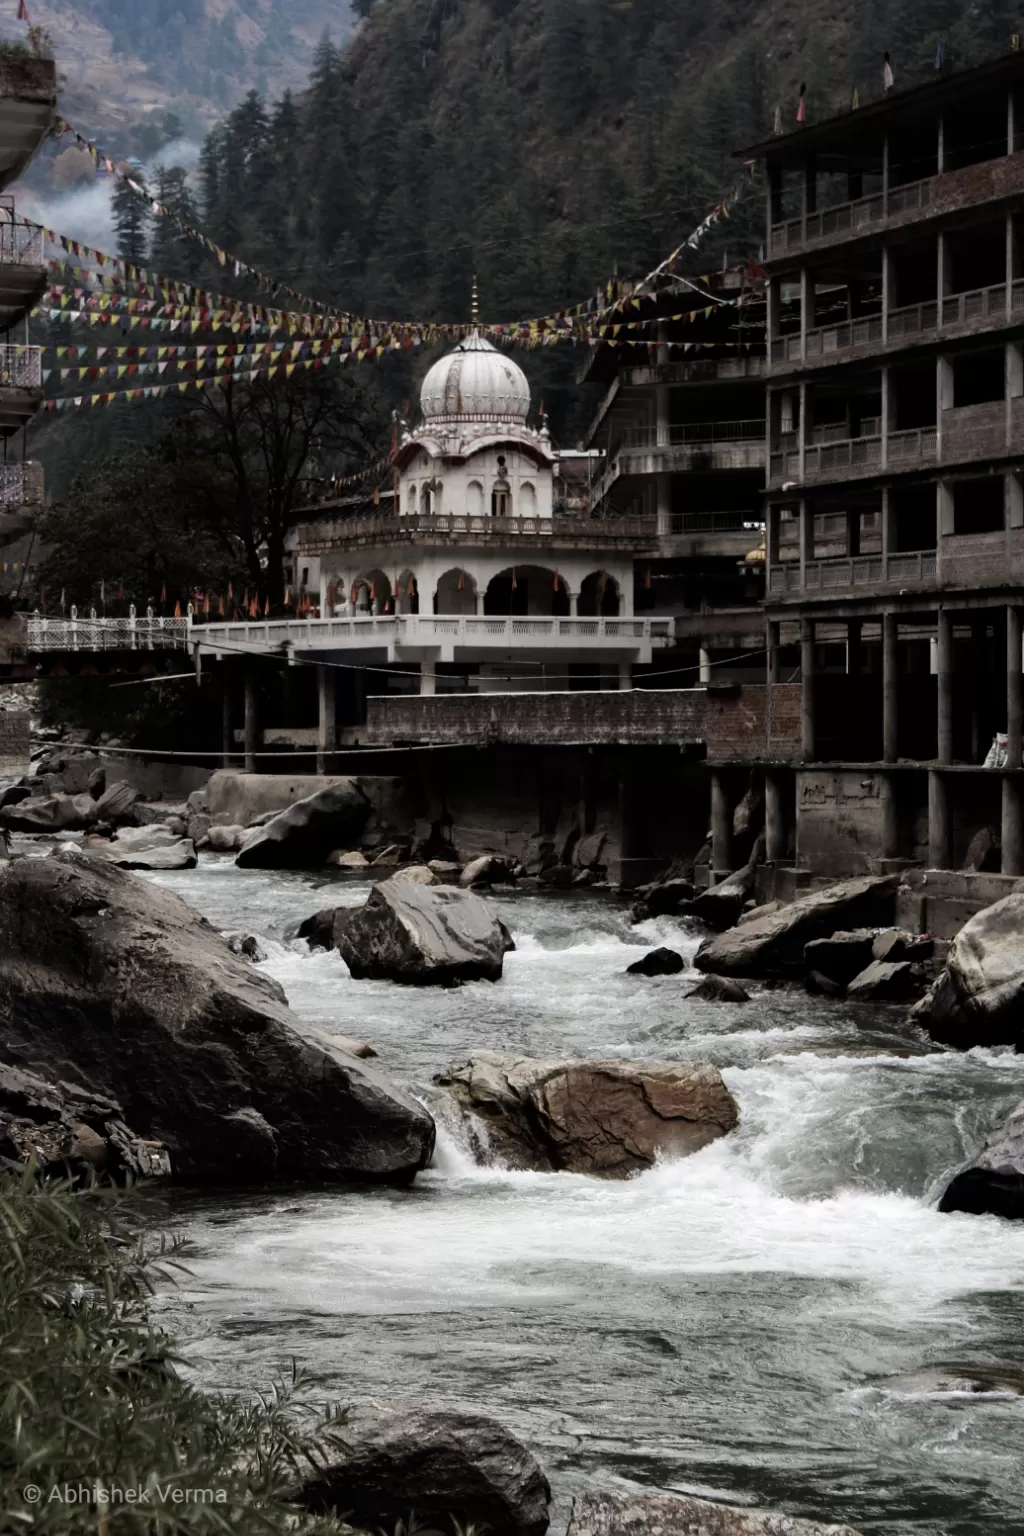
[
  {"left": 939, "top": 1099, "right": 1024, "bottom": 1219},
  {"left": 911, "top": 893, "right": 1024, "bottom": 1049},
  {"left": 630, "top": 877, "right": 696, "bottom": 922},
  {"left": 0, "top": 792, "right": 97, "bottom": 833},
  {"left": 0, "top": 1062, "right": 170, "bottom": 1181},
  {"left": 0, "top": 851, "right": 434, "bottom": 1185},
  {"left": 101, "top": 838, "right": 198, "bottom": 872},
  {"left": 846, "top": 959, "right": 926, "bottom": 1002},
  {"left": 687, "top": 975, "right": 751, "bottom": 1003},
  {"left": 294, "top": 1403, "right": 550, "bottom": 1536},
  {"left": 626, "top": 947, "right": 684, "bottom": 977},
  {"left": 460, "top": 853, "right": 518, "bottom": 888},
  {"left": 694, "top": 875, "right": 899, "bottom": 979},
  {"left": 435, "top": 1052, "right": 738, "bottom": 1176},
  {"left": 94, "top": 779, "right": 141, "bottom": 824},
  {"left": 803, "top": 931, "right": 876, "bottom": 987},
  {"left": 566, "top": 1489, "right": 863, "bottom": 1536},
  {"left": 236, "top": 780, "right": 372, "bottom": 870},
  {"left": 335, "top": 879, "right": 513, "bottom": 986}
]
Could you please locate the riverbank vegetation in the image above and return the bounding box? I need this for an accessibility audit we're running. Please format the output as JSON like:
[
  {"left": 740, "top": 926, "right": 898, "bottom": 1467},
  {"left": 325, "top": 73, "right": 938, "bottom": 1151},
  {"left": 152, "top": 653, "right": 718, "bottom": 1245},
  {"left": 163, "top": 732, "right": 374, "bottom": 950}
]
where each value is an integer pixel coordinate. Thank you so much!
[{"left": 0, "top": 1173, "right": 354, "bottom": 1532}]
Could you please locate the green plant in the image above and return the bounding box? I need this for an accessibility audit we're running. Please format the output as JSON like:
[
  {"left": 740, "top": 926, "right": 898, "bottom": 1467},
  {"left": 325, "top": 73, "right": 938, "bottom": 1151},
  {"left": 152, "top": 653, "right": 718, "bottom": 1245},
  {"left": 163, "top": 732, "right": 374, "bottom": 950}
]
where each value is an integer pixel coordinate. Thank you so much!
[{"left": 0, "top": 1172, "right": 356, "bottom": 1532}]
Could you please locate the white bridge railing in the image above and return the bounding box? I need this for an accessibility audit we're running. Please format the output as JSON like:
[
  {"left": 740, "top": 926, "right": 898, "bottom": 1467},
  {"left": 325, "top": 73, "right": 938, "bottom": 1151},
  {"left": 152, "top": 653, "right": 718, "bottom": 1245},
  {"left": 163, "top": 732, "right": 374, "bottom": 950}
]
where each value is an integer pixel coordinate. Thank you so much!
[
  {"left": 197, "top": 614, "right": 674, "bottom": 651},
  {"left": 27, "top": 611, "right": 192, "bottom": 652}
]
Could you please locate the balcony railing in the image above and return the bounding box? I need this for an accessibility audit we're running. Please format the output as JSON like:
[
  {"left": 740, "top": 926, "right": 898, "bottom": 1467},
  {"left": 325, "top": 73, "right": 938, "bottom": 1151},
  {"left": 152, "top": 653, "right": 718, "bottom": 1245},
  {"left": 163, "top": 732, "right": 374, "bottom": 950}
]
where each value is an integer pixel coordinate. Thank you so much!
[
  {"left": 619, "top": 420, "right": 765, "bottom": 450},
  {"left": 0, "top": 220, "right": 43, "bottom": 267},
  {"left": 0, "top": 460, "right": 42, "bottom": 507},
  {"left": 768, "top": 550, "right": 937, "bottom": 594},
  {"left": 668, "top": 510, "right": 765, "bottom": 535},
  {"left": 196, "top": 614, "right": 674, "bottom": 653},
  {"left": 770, "top": 426, "right": 937, "bottom": 485},
  {"left": 27, "top": 615, "right": 191, "bottom": 652},
  {"left": 294, "top": 510, "right": 658, "bottom": 551},
  {"left": 0, "top": 344, "right": 41, "bottom": 388},
  {"left": 770, "top": 174, "right": 934, "bottom": 254}
]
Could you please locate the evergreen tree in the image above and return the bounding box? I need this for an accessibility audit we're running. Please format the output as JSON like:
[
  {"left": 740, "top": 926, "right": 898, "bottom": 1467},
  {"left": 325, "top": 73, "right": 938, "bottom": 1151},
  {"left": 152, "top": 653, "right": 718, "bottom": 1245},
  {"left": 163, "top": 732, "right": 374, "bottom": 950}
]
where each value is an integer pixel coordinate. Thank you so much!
[{"left": 111, "top": 172, "right": 150, "bottom": 266}]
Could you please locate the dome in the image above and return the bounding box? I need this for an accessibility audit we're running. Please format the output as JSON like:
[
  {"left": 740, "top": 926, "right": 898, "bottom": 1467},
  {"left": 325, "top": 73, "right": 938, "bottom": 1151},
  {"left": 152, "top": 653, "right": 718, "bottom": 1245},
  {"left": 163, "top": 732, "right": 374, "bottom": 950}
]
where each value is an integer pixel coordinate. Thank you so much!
[{"left": 419, "top": 333, "right": 531, "bottom": 422}]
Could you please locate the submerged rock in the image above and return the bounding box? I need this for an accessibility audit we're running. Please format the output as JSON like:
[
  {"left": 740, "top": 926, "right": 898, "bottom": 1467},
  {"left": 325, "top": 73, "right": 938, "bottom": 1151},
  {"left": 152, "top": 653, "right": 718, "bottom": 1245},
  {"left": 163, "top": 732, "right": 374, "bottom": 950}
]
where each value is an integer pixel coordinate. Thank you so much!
[
  {"left": 687, "top": 975, "right": 751, "bottom": 1003},
  {"left": 0, "top": 1062, "right": 170, "bottom": 1180},
  {"left": 626, "top": 946, "right": 684, "bottom": 977},
  {"left": 89, "top": 837, "right": 198, "bottom": 871},
  {"left": 389, "top": 863, "right": 439, "bottom": 886},
  {"left": 877, "top": 1364, "right": 1024, "bottom": 1396},
  {"left": 566, "top": 1489, "right": 864, "bottom": 1536},
  {"left": 236, "top": 780, "right": 371, "bottom": 870},
  {"left": 294, "top": 1402, "right": 550, "bottom": 1536},
  {"left": 694, "top": 876, "right": 899, "bottom": 979},
  {"left": 436, "top": 1051, "right": 738, "bottom": 1176},
  {"left": 912, "top": 893, "right": 1024, "bottom": 1049},
  {"left": 0, "top": 851, "right": 434, "bottom": 1185},
  {"left": 631, "top": 876, "right": 696, "bottom": 922},
  {"left": 335, "top": 878, "right": 513, "bottom": 986},
  {"left": 207, "top": 823, "right": 247, "bottom": 853},
  {"left": 460, "top": 853, "right": 518, "bottom": 887},
  {"left": 939, "top": 1098, "right": 1024, "bottom": 1219},
  {"left": 686, "top": 849, "right": 761, "bottom": 932},
  {"left": 0, "top": 792, "right": 98, "bottom": 833},
  {"left": 326, "top": 849, "right": 370, "bottom": 870}
]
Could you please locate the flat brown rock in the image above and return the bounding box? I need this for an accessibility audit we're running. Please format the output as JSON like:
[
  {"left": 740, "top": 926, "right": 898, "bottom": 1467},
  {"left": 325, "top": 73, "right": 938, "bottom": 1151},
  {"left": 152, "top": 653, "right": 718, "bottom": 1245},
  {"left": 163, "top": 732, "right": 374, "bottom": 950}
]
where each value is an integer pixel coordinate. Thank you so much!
[{"left": 567, "top": 1489, "right": 864, "bottom": 1536}]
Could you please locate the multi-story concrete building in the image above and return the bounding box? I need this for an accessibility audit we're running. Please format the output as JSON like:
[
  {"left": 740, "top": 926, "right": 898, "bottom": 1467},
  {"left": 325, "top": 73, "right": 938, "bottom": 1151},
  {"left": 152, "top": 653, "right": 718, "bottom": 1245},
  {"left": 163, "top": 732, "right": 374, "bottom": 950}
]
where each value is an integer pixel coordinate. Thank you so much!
[
  {"left": 579, "top": 274, "right": 768, "bottom": 682},
  {"left": 734, "top": 50, "right": 1024, "bottom": 881}
]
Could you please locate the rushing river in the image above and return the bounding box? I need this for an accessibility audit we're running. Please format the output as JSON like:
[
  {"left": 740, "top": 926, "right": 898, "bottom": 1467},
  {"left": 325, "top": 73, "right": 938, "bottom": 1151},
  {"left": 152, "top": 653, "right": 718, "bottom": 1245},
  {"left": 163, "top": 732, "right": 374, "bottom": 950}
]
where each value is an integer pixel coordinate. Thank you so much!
[{"left": 139, "top": 857, "right": 1024, "bottom": 1536}]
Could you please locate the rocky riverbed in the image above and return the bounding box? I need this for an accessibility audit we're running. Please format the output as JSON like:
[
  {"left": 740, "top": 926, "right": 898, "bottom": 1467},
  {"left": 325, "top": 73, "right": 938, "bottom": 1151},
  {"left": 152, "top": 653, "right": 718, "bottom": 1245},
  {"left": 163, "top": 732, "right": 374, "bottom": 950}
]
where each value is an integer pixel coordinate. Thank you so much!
[{"left": 34, "top": 849, "right": 1002, "bottom": 1536}]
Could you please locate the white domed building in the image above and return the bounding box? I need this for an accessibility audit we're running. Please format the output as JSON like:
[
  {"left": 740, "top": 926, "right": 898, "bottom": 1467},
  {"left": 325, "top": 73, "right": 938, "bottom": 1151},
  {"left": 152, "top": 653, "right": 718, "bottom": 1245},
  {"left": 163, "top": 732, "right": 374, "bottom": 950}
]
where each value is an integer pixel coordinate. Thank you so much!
[{"left": 282, "top": 332, "right": 668, "bottom": 707}]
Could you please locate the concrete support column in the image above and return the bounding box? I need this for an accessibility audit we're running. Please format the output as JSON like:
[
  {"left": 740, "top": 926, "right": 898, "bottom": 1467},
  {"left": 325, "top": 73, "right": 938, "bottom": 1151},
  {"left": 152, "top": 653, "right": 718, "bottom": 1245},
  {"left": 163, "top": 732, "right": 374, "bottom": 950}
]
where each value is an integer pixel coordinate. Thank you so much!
[
  {"left": 883, "top": 610, "right": 898, "bottom": 763},
  {"left": 656, "top": 472, "right": 672, "bottom": 537},
  {"left": 937, "top": 608, "right": 953, "bottom": 764},
  {"left": 928, "top": 770, "right": 950, "bottom": 870},
  {"left": 1007, "top": 213, "right": 1017, "bottom": 316},
  {"left": 936, "top": 354, "right": 953, "bottom": 461},
  {"left": 881, "top": 246, "right": 892, "bottom": 342},
  {"left": 881, "top": 773, "right": 900, "bottom": 861},
  {"left": 937, "top": 111, "right": 945, "bottom": 174},
  {"left": 799, "top": 497, "right": 813, "bottom": 587},
  {"left": 880, "top": 365, "right": 891, "bottom": 468},
  {"left": 799, "top": 269, "right": 812, "bottom": 359},
  {"left": 569, "top": 591, "right": 578, "bottom": 617},
  {"left": 880, "top": 486, "right": 892, "bottom": 567},
  {"left": 699, "top": 648, "right": 712, "bottom": 685},
  {"left": 767, "top": 278, "right": 781, "bottom": 347},
  {"left": 618, "top": 661, "right": 632, "bottom": 691},
  {"left": 711, "top": 771, "right": 733, "bottom": 876},
  {"left": 765, "top": 770, "right": 786, "bottom": 862},
  {"left": 1003, "top": 603, "right": 1023, "bottom": 873},
  {"left": 768, "top": 618, "right": 781, "bottom": 684},
  {"left": 243, "top": 664, "right": 259, "bottom": 774},
  {"left": 221, "top": 671, "right": 233, "bottom": 769},
  {"left": 420, "top": 662, "right": 437, "bottom": 697},
  {"left": 316, "top": 664, "right": 336, "bottom": 775},
  {"left": 801, "top": 617, "right": 816, "bottom": 761}
]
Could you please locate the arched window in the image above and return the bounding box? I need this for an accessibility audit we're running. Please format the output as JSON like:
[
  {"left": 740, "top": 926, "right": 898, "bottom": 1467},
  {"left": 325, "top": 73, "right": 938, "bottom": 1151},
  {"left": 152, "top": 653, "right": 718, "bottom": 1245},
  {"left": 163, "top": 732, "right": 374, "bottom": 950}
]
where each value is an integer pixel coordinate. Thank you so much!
[
  {"left": 467, "top": 479, "right": 484, "bottom": 517},
  {"left": 519, "top": 481, "right": 537, "bottom": 517},
  {"left": 405, "top": 482, "right": 418, "bottom": 516},
  {"left": 491, "top": 456, "right": 511, "bottom": 517},
  {"left": 422, "top": 483, "right": 432, "bottom": 516}
]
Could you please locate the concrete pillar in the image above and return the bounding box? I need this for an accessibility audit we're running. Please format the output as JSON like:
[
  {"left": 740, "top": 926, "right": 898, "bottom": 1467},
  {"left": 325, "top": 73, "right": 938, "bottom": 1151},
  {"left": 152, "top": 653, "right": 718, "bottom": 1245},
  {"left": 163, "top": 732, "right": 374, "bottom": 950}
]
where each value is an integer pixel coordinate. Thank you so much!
[
  {"left": 243, "top": 664, "right": 258, "bottom": 774},
  {"left": 618, "top": 661, "right": 632, "bottom": 691},
  {"left": 881, "top": 772, "right": 900, "bottom": 860},
  {"left": 221, "top": 671, "right": 233, "bottom": 769},
  {"left": 768, "top": 619, "right": 781, "bottom": 684},
  {"left": 420, "top": 662, "right": 437, "bottom": 697},
  {"left": 765, "top": 770, "right": 786, "bottom": 861},
  {"left": 801, "top": 617, "right": 815, "bottom": 761},
  {"left": 699, "top": 647, "right": 712, "bottom": 685},
  {"left": 711, "top": 771, "right": 733, "bottom": 875},
  {"left": 799, "top": 497, "right": 813, "bottom": 586},
  {"left": 883, "top": 610, "right": 898, "bottom": 763},
  {"left": 880, "top": 487, "right": 892, "bottom": 568},
  {"left": 656, "top": 473, "right": 672, "bottom": 537},
  {"left": 799, "top": 270, "right": 812, "bottom": 359},
  {"left": 881, "top": 246, "right": 892, "bottom": 342},
  {"left": 316, "top": 664, "right": 336, "bottom": 774},
  {"left": 936, "top": 608, "right": 953, "bottom": 763},
  {"left": 928, "top": 769, "right": 950, "bottom": 870},
  {"left": 880, "top": 365, "right": 891, "bottom": 468},
  {"left": 569, "top": 591, "right": 578, "bottom": 617},
  {"left": 937, "top": 111, "right": 945, "bottom": 174},
  {"left": 767, "top": 278, "right": 781, "bottom": 347},
  {"left": 1007, "top": 213, "right": 1017, "bottom": 316},
  {"left": 1003, "top": 603, "right": 1023, "bottom": 873}
]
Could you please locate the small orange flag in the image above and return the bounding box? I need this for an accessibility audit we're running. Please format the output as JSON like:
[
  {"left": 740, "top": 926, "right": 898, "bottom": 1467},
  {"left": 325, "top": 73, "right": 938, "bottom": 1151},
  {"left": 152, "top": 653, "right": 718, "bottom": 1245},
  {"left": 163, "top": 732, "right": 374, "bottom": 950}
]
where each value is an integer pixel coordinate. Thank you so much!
[
  {"left": 264, "top": 596, "right": 269, "bottom": 616},
  {"left": 173, "top": 599, "right": 181, "bottom": 618},
  {"left": 284, "top": 585, "right": 291, "bottom": 607}
]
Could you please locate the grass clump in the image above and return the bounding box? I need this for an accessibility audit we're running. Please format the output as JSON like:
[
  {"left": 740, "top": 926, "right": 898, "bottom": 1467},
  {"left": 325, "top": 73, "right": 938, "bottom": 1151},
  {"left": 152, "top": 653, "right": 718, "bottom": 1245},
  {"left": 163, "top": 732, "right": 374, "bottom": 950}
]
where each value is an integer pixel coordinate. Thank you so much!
[{"left": 0, "top": 1171, "right": 354, "bottom": 1532}]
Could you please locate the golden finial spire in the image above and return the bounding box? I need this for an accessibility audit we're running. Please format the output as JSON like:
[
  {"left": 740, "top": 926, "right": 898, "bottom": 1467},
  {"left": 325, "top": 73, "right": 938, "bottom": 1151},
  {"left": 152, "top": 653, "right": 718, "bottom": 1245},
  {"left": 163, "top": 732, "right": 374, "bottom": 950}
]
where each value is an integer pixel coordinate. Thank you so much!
[{"left": 471, "top": 274, "right": 479, "bottom": 326}]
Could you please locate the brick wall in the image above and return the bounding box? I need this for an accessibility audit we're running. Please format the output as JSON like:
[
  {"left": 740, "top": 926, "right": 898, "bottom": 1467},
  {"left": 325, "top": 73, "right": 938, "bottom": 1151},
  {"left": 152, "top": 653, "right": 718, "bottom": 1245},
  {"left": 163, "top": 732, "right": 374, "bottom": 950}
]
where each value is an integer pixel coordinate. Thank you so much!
[
  {"left": 704, "top": 683, "right": 802, "bottom": 763},
  {"left": 942, "top": 529, "right": 1021, "bottom": 588},
  {"left": 932, "top": 151, "right": 1024, "bottom": 214},
  {"left": 941, "top": 402, "right": 1005, "bottom": 463},
  {"left": 365, "top": 688, "right": 707, "bottom": 747},
  {"left": 0, "top": 710, "right": 29, "bottom": 773}
]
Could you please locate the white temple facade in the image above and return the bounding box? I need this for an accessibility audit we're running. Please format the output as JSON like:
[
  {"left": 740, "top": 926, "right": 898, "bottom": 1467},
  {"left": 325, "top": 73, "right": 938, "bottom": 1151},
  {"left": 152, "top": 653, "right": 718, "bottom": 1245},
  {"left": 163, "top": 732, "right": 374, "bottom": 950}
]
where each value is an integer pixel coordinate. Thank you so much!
[{"left": 201, "top": 334, "right": 670, "bottom": 698}]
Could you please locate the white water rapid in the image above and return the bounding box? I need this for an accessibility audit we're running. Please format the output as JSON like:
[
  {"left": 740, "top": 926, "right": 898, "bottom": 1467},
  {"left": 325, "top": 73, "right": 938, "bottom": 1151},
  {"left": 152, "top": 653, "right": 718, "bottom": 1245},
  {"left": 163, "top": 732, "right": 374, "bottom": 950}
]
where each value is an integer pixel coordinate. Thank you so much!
[{"left": 140, "top": 858, "right": 1024, "bottom": 1535}]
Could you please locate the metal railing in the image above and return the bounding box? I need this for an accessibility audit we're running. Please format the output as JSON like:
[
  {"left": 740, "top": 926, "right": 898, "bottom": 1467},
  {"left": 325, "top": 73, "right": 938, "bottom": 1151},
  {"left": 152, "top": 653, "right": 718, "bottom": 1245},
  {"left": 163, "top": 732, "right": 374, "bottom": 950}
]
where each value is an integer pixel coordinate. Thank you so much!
[
  {"left": 0, "top": 344, "right": 41, "bottom": 388},
  {"left": 619, "top": 420, "right": 765, "bottom": 450},
  {"left": 27, "top": 614, "right": 191, "bottom": 652},
  {"left": 0, "top": 220, "right": 43, "bottom": 267},
  {"left": 768, "top": 550, "right": 937, "bottom": 594},
  {"left": 0, "top": 460, "right": 42, "bottom": 506},
  {"left": 668, "top": 510, "right": 765, "bottom": 535}
]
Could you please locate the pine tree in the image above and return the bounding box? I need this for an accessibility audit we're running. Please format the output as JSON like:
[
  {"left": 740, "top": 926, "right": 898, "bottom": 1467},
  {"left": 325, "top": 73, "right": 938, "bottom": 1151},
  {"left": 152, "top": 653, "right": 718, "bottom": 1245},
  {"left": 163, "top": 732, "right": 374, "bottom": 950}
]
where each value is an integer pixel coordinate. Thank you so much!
[{"left": 111, "top": 172, "right": 150, "bottom": 266}]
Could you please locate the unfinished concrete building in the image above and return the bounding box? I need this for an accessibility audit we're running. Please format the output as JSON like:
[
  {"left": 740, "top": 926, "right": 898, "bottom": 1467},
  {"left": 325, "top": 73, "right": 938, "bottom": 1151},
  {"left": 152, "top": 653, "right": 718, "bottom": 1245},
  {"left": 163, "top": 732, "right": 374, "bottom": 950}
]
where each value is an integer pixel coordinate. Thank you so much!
[{"left": 733, "top": 51, "right": 1024, "bottom": 881}]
